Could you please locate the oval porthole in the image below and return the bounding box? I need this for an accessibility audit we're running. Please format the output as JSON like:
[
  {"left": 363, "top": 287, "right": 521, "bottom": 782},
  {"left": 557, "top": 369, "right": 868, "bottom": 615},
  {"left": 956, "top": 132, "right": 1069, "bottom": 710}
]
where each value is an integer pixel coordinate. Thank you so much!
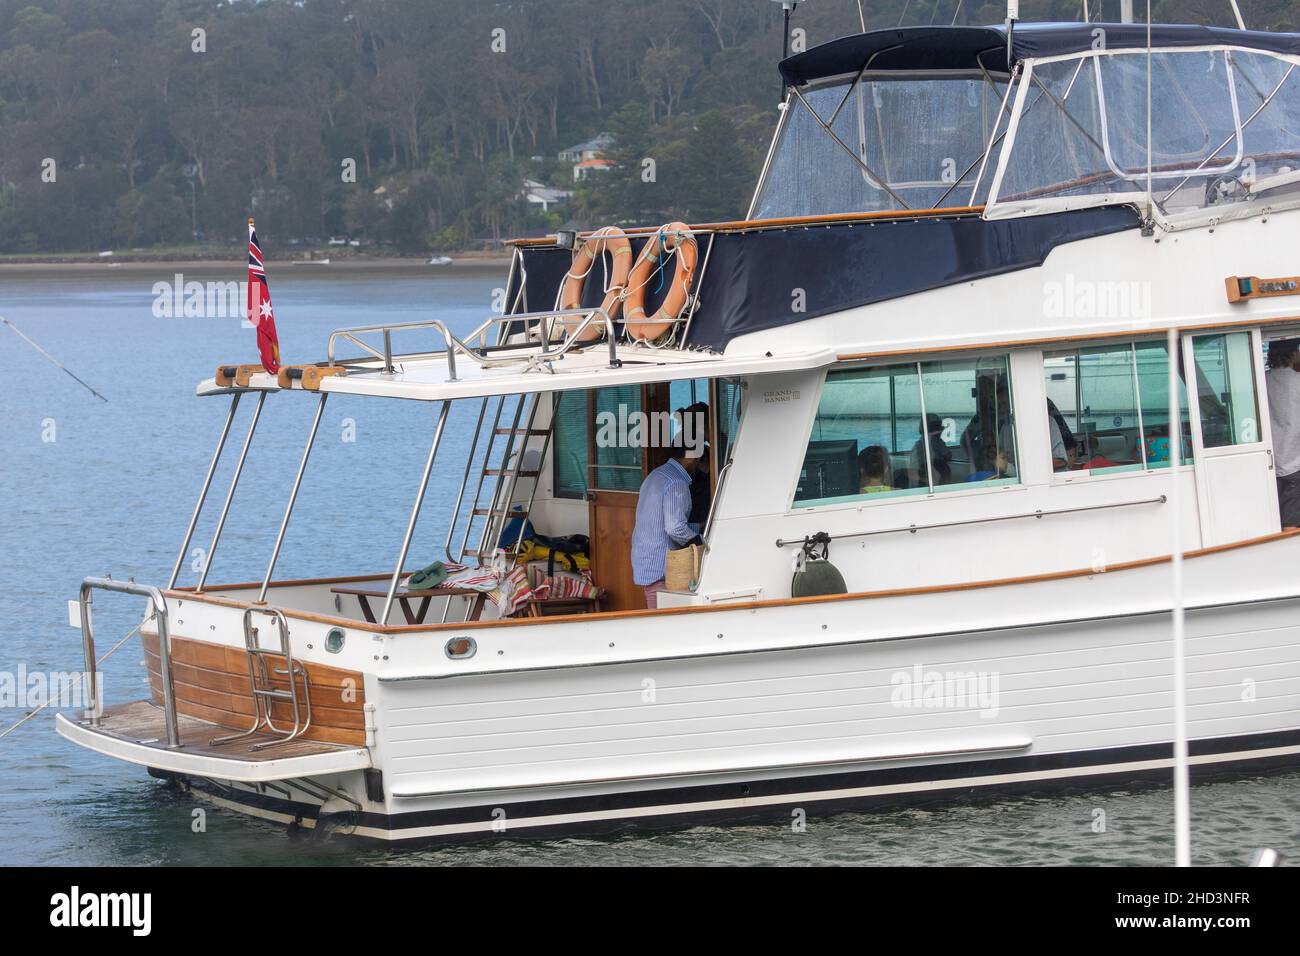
[
  {"left": 324, "top": 628, "right": 346, "bottom": 654},
  {"left": 445, "top": 637, "right": 477, "bottom": 659}
]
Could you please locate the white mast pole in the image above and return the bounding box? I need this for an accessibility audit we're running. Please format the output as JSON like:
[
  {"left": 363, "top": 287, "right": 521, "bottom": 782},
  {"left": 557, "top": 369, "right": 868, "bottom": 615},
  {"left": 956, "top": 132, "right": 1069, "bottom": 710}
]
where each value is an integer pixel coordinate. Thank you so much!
[
  {"left": 1121, "top": 0, "right": 1134, "bottom": 23},
  {"left": 1168, "top": 329, "right": 1191, "bottom": 869}
]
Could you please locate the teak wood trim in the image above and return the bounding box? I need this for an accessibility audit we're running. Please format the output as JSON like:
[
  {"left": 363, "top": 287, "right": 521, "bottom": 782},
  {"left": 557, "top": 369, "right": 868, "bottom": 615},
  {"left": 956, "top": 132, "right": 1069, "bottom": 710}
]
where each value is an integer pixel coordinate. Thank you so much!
[
  {"left": 1225, "top": 275, "right": 1300, "bottom": 304},
  {"left": 505, "top": 206, "right": 985, "bottom": 247},
  {"left": 172, "top": 528, "right": 1300, "bottom": 635},
  {"left": 836, "top": 313, "right": 1300, "bottom": 363},
  {"left": 141, "top": 633, "right": 366, "bottom": 745}
]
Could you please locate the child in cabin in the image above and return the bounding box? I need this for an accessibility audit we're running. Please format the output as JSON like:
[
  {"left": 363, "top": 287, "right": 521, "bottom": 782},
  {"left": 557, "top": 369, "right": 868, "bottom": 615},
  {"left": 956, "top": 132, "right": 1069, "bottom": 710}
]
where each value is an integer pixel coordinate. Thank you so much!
[
  {"left": 967, "top": 444, "right": 1010, "bottom": 482},
  {"left": 858, "top": 445, "right": 893, "bottom": 494}
]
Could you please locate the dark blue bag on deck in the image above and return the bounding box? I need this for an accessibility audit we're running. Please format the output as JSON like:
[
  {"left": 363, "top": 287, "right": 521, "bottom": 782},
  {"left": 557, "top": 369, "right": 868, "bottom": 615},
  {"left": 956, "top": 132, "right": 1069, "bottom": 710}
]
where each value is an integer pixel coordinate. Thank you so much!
[{"left": 497, "top": 512, "right": 536, "bottom": 550}]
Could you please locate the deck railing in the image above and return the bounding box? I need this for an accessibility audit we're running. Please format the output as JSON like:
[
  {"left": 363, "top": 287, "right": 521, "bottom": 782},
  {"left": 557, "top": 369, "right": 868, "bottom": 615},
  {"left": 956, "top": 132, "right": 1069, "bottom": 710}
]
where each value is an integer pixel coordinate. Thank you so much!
[
  {"left": 79, "top": 577, "right": 179, "bottom": 748},
  {"left": 325, "top": 307, "right": 618, "bottom": 382}
]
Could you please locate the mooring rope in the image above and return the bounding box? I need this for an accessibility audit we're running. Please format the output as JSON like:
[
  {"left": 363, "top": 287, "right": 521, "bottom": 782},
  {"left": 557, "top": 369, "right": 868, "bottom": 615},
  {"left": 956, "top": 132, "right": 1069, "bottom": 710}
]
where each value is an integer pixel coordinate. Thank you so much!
[
  {"left": 0, "top": 315, "right": 109, "bottom": 402},
  {"left": 0, "top": 613, "right": 154, "bottom": 741}
]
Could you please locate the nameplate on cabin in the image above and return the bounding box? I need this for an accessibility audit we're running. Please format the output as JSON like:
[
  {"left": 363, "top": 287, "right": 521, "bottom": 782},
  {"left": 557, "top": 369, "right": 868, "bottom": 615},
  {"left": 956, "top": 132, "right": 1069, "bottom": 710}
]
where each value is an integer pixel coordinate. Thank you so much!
[{"left": 1225, "top": 275, "right": 1300, "bottom": 304}]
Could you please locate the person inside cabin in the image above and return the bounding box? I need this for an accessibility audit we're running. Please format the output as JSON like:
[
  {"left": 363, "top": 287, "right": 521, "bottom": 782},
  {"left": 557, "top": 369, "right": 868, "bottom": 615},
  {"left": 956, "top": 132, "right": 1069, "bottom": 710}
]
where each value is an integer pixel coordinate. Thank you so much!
[
  {"left": 966, "top": 444, "right": 1009, "bottom": 481},
  {"left": 1047, "top": 398, "right": 1077, "bottom": 470},
  {"left": 677, "top": 401, "right": 712, "bottom": 526},
  {"left": 911, "top": 413, "right": 953, "bottom": 486},
  {"left": 960, "top": 376, "right": 1017, "bottom": 475},
  {"left": 631, "top": 435, "right": 702, "bottom": 609},
  {"left": 1266, "top": 338, "right": 1300, "bottom": 528},
  {"left": 858, "top": 444, "right": 893, "bottom": 493},
  {"left": 1080, "top": 434, "right": 1119, "bottom": 471}
]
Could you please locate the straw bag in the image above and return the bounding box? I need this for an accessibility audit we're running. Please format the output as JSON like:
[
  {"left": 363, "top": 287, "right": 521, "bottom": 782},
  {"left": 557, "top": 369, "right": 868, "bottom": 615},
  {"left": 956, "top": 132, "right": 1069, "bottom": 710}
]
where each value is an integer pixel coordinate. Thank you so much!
[{"left": 664, "top": 542, "right": 703, "bottom": 591}]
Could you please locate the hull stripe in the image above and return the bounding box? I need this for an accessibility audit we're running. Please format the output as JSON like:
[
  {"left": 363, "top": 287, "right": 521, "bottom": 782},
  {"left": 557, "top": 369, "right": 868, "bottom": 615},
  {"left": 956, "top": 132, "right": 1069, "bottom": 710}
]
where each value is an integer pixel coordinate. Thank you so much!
[{"left": 188, "top": 729, "right": 1300, "bottom": 842}]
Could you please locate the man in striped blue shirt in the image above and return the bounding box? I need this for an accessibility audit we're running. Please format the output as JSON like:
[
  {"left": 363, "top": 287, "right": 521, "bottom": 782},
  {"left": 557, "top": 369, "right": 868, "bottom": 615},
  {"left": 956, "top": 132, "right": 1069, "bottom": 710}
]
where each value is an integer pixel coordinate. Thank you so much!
[{"left": 631, "top": 443, "right": 702, "bottom": 608}]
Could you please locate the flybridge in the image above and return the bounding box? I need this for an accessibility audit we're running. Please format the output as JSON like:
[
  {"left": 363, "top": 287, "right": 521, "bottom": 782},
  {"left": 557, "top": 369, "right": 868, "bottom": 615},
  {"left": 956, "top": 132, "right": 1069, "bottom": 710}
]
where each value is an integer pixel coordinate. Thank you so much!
[
  {"left": 775, "top": 23, "right": 1300, "bottom": 84},
  {"left": 756, "top": 23, "right": 1300, "bottom": 230}
]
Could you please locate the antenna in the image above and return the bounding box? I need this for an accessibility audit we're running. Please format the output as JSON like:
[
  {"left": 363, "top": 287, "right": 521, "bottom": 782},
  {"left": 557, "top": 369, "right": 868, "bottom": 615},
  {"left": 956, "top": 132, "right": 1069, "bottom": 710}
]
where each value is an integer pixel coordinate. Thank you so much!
[
  {"left": 773, "top": 1, "right": 801, "bottom": 98},
  {"left": 1005, "top": 0, "right": 1017, "bottom": 71},
  {"left": 772, "top": 1, "right": 800, "bottom": 60}
]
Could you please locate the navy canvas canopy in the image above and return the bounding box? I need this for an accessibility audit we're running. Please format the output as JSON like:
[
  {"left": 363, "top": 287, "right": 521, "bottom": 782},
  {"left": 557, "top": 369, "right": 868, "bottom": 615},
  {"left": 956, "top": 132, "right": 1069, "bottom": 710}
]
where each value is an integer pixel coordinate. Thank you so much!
[{"left": 778, "top": 22, "right": 1300, "bottom": 85}]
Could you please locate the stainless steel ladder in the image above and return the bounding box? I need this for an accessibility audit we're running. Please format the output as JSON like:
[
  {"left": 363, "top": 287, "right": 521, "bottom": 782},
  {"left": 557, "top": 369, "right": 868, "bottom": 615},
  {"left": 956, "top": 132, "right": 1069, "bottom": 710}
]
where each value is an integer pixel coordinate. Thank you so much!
[
  {"left": 446, "top": 392, "right": 554, "bottom": 571},
  {"left": 211, "top": 607, "right": 312, "bottom": 751}
]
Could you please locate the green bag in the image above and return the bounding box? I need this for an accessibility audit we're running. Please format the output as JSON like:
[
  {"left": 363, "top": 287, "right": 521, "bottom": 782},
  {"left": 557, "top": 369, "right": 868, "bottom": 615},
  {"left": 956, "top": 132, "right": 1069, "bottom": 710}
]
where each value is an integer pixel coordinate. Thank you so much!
[{"left": 408, "top": 561, "right": 449, "bottom": 590}]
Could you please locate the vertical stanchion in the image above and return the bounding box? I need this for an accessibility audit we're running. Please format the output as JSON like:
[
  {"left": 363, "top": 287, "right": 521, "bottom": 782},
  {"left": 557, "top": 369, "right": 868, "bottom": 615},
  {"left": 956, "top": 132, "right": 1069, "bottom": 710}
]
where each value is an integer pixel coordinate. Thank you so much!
[
  {"left": 1168, "top": 327, "right": 1190, "bottom": 867},
  {"left": 169, "top": 392, "right": 242, "bottom": 589},
  {"left": 258, "top": 393, "right": 328, "bottom": 604},
  {"left": 380, "top": 401, "right": 451, "bottom": 626},
  {"left": 197, "top": 391, "right": 266, "bottom": 592}
]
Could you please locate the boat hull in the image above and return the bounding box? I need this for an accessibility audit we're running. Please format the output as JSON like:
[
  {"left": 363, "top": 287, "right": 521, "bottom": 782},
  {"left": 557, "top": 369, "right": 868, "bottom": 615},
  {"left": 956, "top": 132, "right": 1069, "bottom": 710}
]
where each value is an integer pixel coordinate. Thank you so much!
[
  {"left": 174, "top": 725, "right": 1300, "bottom": 845},
  {"left": 61, "top": 534, "right": 1300, "bottom": 845}
]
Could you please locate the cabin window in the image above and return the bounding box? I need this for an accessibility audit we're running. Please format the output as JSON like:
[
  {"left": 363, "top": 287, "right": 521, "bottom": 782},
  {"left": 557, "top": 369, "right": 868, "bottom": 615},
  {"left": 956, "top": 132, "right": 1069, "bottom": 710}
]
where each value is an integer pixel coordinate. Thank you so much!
[
  {"left": 793, "top": 355, "right": 1018, "bottom": 508},
  {"left": 755, "top": 72, "right": 1008, "bottom": 218},
  {"left": 552, "top": 390, "right": 589, "bottom": 499},
  {"left": 1043, "top": 341, "right": 1191, "bottom": 474},
  {"left": 991, "top": 48, "right": 1300, "bottom": 222},
  {"left": 714, "top": 378, "right": 744, "bottom": 467},
  {"left": 1190, "top": 332, "right": 1261, "bottom": 448},
  {"left": 590, "top": 385, "right": 644, "bottom": 491}
]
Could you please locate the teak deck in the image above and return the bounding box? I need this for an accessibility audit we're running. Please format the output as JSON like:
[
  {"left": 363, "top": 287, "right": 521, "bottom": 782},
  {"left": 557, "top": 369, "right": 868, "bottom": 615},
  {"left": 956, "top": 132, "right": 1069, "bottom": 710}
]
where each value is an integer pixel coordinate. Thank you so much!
[{"left": 83, "top": 700, "right": 357, "bottom": 761}]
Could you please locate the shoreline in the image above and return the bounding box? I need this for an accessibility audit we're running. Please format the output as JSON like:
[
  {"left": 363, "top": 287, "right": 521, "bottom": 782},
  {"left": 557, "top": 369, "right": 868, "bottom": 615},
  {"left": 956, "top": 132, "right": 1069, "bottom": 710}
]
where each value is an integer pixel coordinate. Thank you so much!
[{"left": 0, "top": 254, "right": 512, "bottom": 278}]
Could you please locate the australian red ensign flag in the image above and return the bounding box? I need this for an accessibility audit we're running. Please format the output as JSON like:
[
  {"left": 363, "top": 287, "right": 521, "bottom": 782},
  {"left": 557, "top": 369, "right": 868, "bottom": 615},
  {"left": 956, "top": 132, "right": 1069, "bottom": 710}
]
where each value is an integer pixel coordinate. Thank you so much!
[{"left": 247, "top": 217, "right": 281, "bottom": 373}]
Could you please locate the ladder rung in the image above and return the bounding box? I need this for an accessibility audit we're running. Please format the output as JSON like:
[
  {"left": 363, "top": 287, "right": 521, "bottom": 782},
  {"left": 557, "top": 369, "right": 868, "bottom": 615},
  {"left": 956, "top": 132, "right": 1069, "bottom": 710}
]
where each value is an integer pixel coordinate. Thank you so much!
[
  {"left": 253, "top": 688, "right": 296, "bottom": 702},
  {"left": 494, "top": 428, "right": 548, "bottom": 436},
  {"left": 482, "top": 468, "right": 540, "bottom": 477}
]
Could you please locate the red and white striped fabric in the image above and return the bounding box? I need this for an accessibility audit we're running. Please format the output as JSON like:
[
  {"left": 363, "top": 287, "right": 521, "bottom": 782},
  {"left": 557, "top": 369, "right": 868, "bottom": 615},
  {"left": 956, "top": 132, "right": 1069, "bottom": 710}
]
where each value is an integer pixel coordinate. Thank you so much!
[{"left": 526, "top": 563, "right": 600, "bottom": 600}]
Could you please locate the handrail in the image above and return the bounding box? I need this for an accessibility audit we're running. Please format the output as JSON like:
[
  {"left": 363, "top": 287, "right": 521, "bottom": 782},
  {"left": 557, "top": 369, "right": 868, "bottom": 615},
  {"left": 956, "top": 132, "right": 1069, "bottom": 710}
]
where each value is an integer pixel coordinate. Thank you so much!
[
  {"left": 774, "top": 495, "right": 1167, "bottom": 548},
  {"left": 381, "top": 401, "right": 452, "bottom": 626},
  {"left": 80, "top": 577, "right": 178, "bottom": 748},
  {"left": 702, "top": 458, "right": 734, "bottom": 548},
  {"left": 325, "top": 307, "right": 619, "bottom": 382}
]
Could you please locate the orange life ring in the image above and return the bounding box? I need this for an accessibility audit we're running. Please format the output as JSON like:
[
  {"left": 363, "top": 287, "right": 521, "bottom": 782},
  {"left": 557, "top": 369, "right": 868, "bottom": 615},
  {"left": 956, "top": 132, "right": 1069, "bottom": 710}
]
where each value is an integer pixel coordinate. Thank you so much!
[
  {"left": 623, "top": 222, "right": 698, "bottom": 343},
  {"left": 558, "top": 226, "right": 631, "bottom": 342}
]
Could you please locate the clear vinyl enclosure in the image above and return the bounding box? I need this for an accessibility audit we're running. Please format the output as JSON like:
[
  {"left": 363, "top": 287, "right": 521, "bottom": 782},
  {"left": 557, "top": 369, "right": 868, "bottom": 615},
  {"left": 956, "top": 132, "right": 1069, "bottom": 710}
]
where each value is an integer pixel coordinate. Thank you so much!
[
  {"left": 754, "top": 45, "right": 1300, "bottom": 228},
  {"left": 753, "top": 71, "right": 1009, "bottom": 217}
]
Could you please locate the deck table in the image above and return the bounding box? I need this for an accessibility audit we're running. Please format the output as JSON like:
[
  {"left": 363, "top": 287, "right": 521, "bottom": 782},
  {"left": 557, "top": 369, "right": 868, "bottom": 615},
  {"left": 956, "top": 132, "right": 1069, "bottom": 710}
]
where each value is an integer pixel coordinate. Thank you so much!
[{"left": 330, "top": 584, "right": 485, "bottom": 625}]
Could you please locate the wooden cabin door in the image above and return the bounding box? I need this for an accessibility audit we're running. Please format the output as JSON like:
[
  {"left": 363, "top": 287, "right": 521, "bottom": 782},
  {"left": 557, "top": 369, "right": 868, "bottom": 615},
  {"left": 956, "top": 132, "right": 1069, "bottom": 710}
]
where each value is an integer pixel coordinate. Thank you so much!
[
  {"left": 588, "top": 490, "right": 644, "bottom": 610},
  {"left": 586, "top": 385, "right": 652, "bottom": 610}
]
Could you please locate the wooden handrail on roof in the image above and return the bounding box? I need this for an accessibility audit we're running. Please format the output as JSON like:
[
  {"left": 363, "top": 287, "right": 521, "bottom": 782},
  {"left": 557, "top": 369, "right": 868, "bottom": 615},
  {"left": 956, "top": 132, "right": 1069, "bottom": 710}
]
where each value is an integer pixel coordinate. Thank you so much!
[{"left": 504, "top": 206, "right": 986, "bottom": 248}]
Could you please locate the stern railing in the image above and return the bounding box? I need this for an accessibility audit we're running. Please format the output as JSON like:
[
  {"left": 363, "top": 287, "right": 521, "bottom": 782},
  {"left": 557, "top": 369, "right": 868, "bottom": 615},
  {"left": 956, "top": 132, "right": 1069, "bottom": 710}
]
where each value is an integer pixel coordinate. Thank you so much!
[{"left": 79, "top": 577, "right": 178, "bottom": 748}]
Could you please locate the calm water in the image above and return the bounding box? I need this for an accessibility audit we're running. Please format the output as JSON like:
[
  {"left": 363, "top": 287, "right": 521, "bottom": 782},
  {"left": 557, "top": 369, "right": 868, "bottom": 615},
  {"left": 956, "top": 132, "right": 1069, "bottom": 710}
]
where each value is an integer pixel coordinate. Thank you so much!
[{"left": 1, "top": 266, "right": 1297, "bottom": 866}]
